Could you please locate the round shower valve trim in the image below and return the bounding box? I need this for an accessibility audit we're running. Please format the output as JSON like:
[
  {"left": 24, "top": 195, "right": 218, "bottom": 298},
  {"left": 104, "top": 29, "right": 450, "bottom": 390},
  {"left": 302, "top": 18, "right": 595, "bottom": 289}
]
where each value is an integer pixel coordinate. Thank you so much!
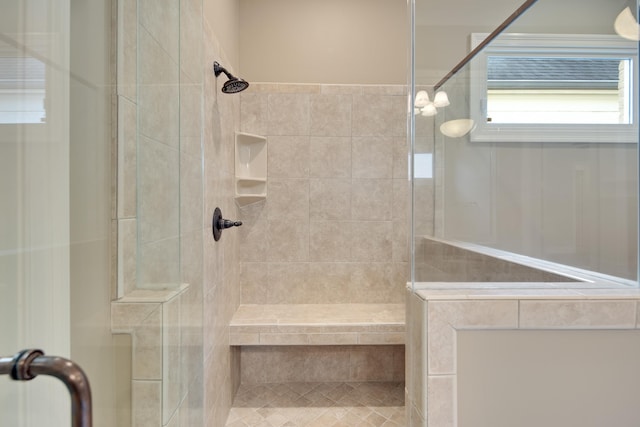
[{"left": 212, "top": 207, "right": 242, "bottom": 241}]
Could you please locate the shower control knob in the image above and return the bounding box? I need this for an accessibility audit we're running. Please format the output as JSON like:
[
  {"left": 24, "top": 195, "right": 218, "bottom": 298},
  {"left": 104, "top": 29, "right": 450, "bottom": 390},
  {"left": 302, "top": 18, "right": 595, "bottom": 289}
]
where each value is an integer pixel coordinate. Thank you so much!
[
  {"left": 220, "top": 219, "right": 243, "bottom": 229},
  {"left": 212, "top": 207, "right": 242, "bottom": 241}
]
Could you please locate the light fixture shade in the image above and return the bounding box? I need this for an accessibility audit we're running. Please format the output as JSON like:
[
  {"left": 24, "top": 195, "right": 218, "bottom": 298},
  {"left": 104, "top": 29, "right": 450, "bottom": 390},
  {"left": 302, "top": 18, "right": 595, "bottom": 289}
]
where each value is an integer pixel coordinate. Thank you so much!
[
  {"left": 421, "top": 103, "right": 437, "bottom": 116},
  {"left": 615, "top": 7, "right": 640, "bottom": 41},
  {"left": 414, "top": 91, "right": 430, "bottom": 108},
  {"left": 440, "top": 119, "right": 475, "bottom": 138},
  {"left": 433, "top": 91, "right": 450, "bottom": 107}
]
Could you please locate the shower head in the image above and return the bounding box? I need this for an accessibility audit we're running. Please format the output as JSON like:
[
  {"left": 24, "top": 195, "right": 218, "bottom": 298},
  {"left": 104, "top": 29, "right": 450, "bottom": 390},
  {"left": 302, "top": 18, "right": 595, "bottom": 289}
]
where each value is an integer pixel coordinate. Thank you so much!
[{"left": 213, "top": 61, "right": 250, "bottom": 94}]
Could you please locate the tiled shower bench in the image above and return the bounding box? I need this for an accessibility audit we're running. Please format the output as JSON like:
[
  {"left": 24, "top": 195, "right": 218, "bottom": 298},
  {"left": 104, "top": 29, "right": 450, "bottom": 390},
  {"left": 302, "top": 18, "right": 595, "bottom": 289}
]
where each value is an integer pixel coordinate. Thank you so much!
[{"left": 229, "top": 303, "right": 405, "bottom": 346}]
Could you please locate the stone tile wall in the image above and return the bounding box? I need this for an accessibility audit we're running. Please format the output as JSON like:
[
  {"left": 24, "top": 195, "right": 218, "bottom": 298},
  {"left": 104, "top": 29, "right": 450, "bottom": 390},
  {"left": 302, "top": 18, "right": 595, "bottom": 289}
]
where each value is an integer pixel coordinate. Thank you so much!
[
  {"left": 238, "top": 84, "right": 410, "bottom": 304},
  {"left": 240, "top": 345, "right": 405, "bottom": 384},
  {"left": 115, "top": 0, "right": 242, "bottom": 425}
]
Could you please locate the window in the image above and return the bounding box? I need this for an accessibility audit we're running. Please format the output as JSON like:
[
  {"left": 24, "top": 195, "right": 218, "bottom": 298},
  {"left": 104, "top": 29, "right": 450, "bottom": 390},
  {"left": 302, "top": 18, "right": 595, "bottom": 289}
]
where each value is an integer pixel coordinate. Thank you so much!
[
  {"left": 470, "top": 33, "right": 638, "bottom": 143},
  {"left": 0, "top": 36, "right": 47, "bottom": 124}
]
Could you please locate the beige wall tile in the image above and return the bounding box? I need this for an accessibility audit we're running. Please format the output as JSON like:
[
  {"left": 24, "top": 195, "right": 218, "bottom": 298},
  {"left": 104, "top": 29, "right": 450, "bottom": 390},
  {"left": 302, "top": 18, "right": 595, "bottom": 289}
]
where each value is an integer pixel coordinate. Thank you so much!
[
  {"left": 180, "top": 288, "right": 202, "bottom": 397},
  {"left": 409, "top": 400, "right": 426, "bottom": 427},
  {"left": 352, "top": 94, "right": 406, "bottom": 137},
  {"left": 309, "top": 178, "right": 351, "bottom": 221},
  {"left": 307, "top": 263, "right": 352, "bottom": 303},
  {"left": 268, "top": 93, "right": 310, "bottom": 135},
  {"left": 117, "top": 97, "right": 137, "bottom": 219},
  {"left": 179, "top": 0, "right": 203, "bottom": 84},
  {"left": 239, "top": 347, "right": 268, "bottom": 384},
  {"left": 309, "top": 333, "right": 359, "bottom": 345},
  {"left": 163, "top": 296, "right": 182, "bottom": 424},
  {"left": 180, "top": 152, "right": 203, "bottom": 235},
  {"left": 349, "top": 263, "right": 401, "bottom": 303},
  {"left": 358, "top": 332, "right": 405, "bottom": 345},
  {"left": 181, "top": 228, "right": 203, "bottom": 290},
  {"left": 267, "top": 220, "right": 310, "bottom": 262},
  {"left": 117, "top": 218, "right": 137, "bottom": 296},
  {"left": 138, "top": 135, "right": 180, "bottom": 243},
  {"left": 117, "top": 0, "right": 137, "bottom": 101},
  {"left": 238, "top": 203, "right": 269, "bottom": 262},
  {"left": 138, "top": 237, "right": 180, "bottom": 287},
  {"left": 275, "top": 84, "right": 321, "bottom": 94},
  {"left": 321, "top": 85, "right": 363, "bottom": 95},
  {"left": 392, "top": 219, "right": 410, "bottom": 262},
  {"left": 240, "top": 93, "right": 268, "bottom": 135},
  {"left": 132, "top": 305, "right": 163, "bottom": 380},
  {"left": 351, "top": 221, "right": 393, "bottom": 262},
  {"left": 139, "top": 0, "right": 179, "bottom": 62},
  {"left": 260, "top": 333, "right": 310, "bottom": 345},
  {"left": 267, "top": 262, "right": 309, "bottom": 303},
  {"left": 267, "top": 179, "right": 309, "bottom": 222},
  {"left": 361, "top": 85, "right": 406, "bottom": 95},
  {"left": 310, "top": 221, "right": 352, "bottom": 262},
  {"left": 179, "top": 79, "right": 202, "bottom": 141},
  {"left": 237, "top": 84, "right": 410, "bottom": 307},
  {"left": 427, "top": 300, "right": 519, "bottom": 375},
  {"left": 111, "top": 302, "right": 160, "bottom": 332},
  {"left": 230, "top": 332, "right": 260, "bottom": 345},
  {"left": 132, "top": 380, "right": 162, "bottom": 427},
  {"left": 310, "top": 94, "right": 352, "bottom": 137},
  {"left": 263, "top": 348, "right": 307, "bottom": 383},
  {"left": 520, "top": 300, "right": 637, "bottom": 329},
  {"left": 352, "top": 137, "right": 394, "bottom": 179},
  {"left": 349, "top": 346, "right": 394, "bottom": 381},
  {"left": 309, "top": 137, "right": 352, "bottom": 178},
  {"left": 393, "top": 137, "right": 409, "bottom": 179},
  {"left": 240, "top": 262, "right": 268, "bottom": 303},
  {"left": 267, "top": 136, "right": 310, "bottom": 178},
  {"left": 138, "top": 28, "right": 179, "bottom": 146},
  {"left": 351, "top": 179, "right": 392, "bottom": 221},
  {"left": 427, "top": 375, "right": 455, "bottom": 427},
  {"left": 304, "top": 347, "right": 351, "bottom": 382},
  {"left": 393, "top": 179, "right": 410, "bottom": 221}
]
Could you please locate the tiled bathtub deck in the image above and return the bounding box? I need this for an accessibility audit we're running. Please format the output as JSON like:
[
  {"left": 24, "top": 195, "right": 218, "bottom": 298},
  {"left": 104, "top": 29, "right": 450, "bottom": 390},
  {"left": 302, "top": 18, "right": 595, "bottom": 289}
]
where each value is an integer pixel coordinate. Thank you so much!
[
  {"left": 225, "top": 381, "right": 405, "bottom": 427},
  {"left": 230, "top": 304, "right": 405, "bottom": 346}
]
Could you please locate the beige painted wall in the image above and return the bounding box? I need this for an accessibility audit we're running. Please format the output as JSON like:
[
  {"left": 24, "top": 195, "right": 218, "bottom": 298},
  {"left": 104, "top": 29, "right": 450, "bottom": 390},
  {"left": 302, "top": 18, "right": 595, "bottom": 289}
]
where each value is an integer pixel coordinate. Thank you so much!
[
  {"left": 458, "top": 330, "right": 640, "bottom": 427},
  {"left": 239, "top": 0, "right": 408, "bottom": 84},
  {"left": 237, "top": 0, "right": 633, "bottom": 87},
  {"left": 204, "top": 0, "right": 240, "bottom": 69}
]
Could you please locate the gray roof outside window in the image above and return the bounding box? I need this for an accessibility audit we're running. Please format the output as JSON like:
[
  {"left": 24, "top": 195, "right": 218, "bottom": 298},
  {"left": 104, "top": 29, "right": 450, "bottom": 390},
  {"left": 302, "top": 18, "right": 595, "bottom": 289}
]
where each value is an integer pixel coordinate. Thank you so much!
[{"left": 488, "top": 57, "right": 621, "bottom": 89}]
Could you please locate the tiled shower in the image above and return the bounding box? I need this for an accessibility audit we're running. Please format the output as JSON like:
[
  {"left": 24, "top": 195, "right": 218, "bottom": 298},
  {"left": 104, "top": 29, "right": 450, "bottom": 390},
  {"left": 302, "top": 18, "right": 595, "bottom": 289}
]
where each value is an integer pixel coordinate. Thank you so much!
[{"left": 114, "top": 0, "right": 411, "bottom": 423}]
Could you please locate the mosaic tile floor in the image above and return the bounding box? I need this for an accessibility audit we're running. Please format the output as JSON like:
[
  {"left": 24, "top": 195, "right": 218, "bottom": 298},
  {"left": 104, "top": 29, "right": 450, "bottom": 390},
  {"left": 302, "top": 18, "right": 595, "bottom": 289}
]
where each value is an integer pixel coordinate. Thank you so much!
[{"left": 225, "top": 382, "right": 406, "bottom": 427}]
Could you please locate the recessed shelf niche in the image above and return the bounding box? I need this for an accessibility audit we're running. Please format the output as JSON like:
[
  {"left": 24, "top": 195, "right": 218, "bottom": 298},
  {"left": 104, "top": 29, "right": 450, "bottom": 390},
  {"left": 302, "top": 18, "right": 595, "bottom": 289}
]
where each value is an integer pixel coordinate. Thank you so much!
[{"left": 235, "top": 132, "right": 267, "bottom": 206}]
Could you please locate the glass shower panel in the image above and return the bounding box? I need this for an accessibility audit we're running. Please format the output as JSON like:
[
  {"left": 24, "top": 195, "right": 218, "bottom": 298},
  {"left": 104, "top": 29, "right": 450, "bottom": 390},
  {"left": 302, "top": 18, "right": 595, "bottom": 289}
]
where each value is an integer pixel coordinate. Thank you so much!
[
  {"left": 0, "top": 0, "right": 118, "bottom": 425},
  {"left": 413, "top": 0, "right": 639, "bottom": 285}
]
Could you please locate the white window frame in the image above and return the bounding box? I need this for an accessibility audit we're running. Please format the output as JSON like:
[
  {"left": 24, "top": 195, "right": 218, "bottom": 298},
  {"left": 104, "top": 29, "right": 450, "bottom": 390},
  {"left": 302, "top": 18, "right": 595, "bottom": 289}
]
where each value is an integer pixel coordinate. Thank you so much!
[{"left": 469, "top": 33, "right": 639, "bottom": 143}]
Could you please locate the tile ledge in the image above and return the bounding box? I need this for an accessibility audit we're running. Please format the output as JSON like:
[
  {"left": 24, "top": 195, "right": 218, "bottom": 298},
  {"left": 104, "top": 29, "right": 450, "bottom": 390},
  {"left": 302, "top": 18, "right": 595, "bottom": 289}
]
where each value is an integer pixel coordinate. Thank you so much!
[
  {"left": 229, "top": 303, "right": 406, "bottom": 346},
  {"left": 114, "top": 283, "right": 189, "bottom": 303}
]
